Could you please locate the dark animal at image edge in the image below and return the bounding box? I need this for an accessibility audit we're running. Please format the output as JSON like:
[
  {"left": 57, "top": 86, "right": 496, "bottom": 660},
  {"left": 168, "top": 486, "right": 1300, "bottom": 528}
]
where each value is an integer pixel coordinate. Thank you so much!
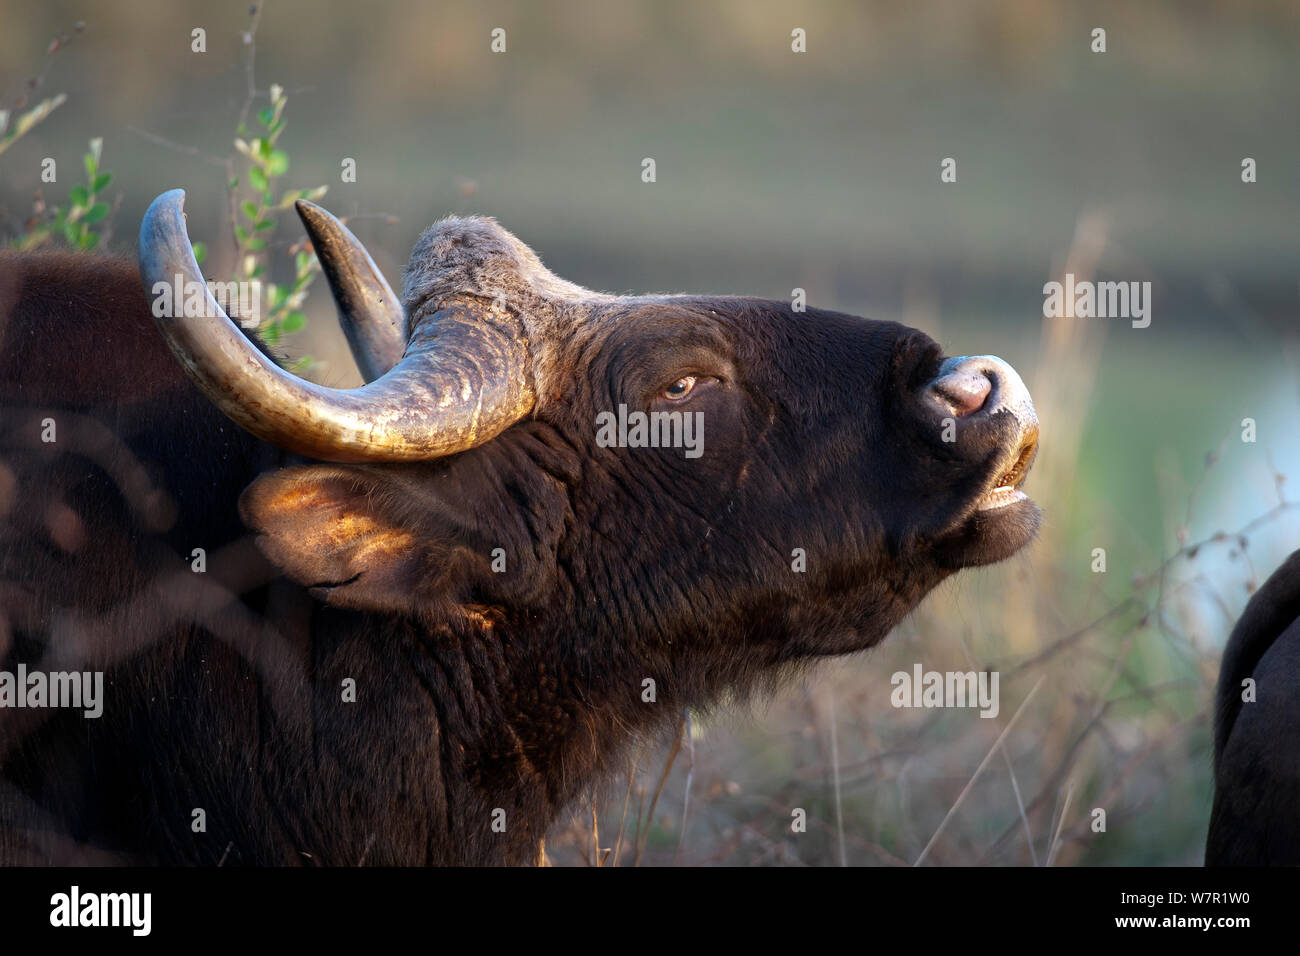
[
  {"left": 0, "top": 190, "right": 1041, "bottom": 865},
  {"left": 1206, "top": 548, "right": 1300, "bottom": 865}
]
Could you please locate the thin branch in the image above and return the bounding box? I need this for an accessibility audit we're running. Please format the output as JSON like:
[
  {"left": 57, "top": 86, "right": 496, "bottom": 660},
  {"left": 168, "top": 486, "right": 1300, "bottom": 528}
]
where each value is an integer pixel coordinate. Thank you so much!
[
  {"left": 633, "top": 712, "right": 686, "bottom": 867},
  {"left": 673, "top": 708, "right": 696, "bottom": 864},
  {"left": 828, "top": 689, "right": 847, "bottom": 866},
  {"left": 127, "top": 126, "right": 227, "bottom": 167},
  {"left": 914, "top": 677, "right": 1044, "bottom": 867},
  {"left": 610, "top": 742, "right": 640, "bottom": 868}
]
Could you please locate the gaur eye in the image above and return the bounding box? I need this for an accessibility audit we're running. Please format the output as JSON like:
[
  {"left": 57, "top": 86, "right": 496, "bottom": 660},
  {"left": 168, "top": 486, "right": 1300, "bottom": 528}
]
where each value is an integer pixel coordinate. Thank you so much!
[{"left": 663, "top": 376, "right": 697, "bottom": 400}]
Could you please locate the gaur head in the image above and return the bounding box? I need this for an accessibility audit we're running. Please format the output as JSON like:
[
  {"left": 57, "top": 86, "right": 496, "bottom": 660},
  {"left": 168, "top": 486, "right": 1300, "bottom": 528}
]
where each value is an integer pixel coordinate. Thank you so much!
[{"left": 140, "top": 191, "right": 1039, "bottom": 671}]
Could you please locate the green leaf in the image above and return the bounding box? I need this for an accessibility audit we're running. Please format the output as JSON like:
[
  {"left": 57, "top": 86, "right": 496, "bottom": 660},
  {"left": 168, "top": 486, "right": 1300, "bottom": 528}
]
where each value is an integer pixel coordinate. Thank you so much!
[
  {"left": 82, "top": 203, "right": 110, "bottom": 225},
  {"left": 245, "top": 237, "right": 268, "bottom": 251},
  {"left": 62, "top": 219, "right": 78, "bottom": 244},
  {"left": 265, "top": 150, "right": 289, "bottom": 177},
  {"left": 241, "top": 200, "right": 259, "bottom": 220},
  {"left": 192, "top": 241, "right": 207, "bottom": 266},
  {"left": 248, "top": 166, "right": 268, "bottom": 192},
  {"left": 257, "top": 138, "right": 272, "bottom": 160},
  {"left": 254, "top": 218, "right": 274, "bottom": 231},
  {"left": 92, "top": 172, "right": 112, "bottom": 192},
  {"left": 228, "top": 176, "right": 240, "bottom": 189},
  {"left": 258, "top": 107, "right": 274, "bottom": 127},
  {"left": 248, "top": 264, "right": 265, "bottom": 279},
  {"left": 83, "top": 152, "right": 96, "bottom": 181},
  {"left": 234, "top": 225, "right": 250, "bottom": 243},
  {"left": 68, "top": 185, "right": 89, "bottom": 207},
  {"left": 81, "top": 232, "right": 100, "bottom": 251},
  {"left": 282, "top": 311, "right": 305, "bottom": 333}
]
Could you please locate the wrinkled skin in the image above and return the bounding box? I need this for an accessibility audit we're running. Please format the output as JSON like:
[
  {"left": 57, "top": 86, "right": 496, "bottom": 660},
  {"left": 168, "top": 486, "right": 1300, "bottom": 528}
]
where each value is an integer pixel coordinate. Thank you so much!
[{"left": 0, "top": 251, "right": 1037, "bottom": 865}]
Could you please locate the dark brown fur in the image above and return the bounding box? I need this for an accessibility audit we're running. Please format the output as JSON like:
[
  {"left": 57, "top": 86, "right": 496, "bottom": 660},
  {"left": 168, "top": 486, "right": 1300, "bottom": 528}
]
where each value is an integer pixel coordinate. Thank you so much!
[{"left": 0, "top": 232, "right": 1034, "bottom": 865}]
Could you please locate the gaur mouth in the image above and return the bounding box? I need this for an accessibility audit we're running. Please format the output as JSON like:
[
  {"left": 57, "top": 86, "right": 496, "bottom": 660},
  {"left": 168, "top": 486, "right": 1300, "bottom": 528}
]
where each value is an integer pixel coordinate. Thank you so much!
[
  {"left": 976, "top": 426, "right": 1039, "bottom": 511},
  {"left": 932, "top": 420, "right": 1042, "bottom": 570}
]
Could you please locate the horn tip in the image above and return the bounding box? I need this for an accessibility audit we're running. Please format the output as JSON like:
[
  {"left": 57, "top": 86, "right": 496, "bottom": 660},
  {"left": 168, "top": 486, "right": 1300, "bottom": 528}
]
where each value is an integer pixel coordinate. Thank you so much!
[
  {"left": 295, "top": 197, "right": 326, "bottom": 222},
  {"left": 149, "top": 188, "right": 187, "bottom": 212},
  {"left": 140, "top": 189, "right": 191, "bottom": 263}
]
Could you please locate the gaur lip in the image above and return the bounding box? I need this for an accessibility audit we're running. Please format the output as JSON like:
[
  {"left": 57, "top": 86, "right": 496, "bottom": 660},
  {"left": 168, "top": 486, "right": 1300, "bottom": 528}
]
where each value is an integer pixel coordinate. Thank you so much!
[
  {"left": 975, "top": 423, "right": 1039, "bottom": 512},
  {"left": 930, "top": 418, "right": 1042, "bottom": 569}
]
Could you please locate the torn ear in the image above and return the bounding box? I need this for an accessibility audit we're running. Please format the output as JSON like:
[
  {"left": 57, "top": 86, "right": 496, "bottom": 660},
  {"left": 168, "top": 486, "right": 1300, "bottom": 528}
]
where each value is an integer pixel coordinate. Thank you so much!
[{"left": 239, "top": 465, "right": 429, "bottom": 614}]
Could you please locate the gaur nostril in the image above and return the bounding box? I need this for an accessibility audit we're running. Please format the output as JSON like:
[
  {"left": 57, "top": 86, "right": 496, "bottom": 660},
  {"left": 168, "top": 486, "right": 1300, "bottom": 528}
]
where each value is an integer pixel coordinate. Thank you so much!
[
  {"left": 930, "top": 354, "right": 1037, "bottom": 430},
  {"left": 931, "top": 370, "right": 993, "bottom": 418}
]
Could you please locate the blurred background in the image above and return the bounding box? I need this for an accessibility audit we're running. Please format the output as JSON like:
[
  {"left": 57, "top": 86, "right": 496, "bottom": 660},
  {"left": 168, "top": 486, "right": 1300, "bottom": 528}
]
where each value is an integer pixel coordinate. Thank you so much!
[{"left": 2, "top": 0, "right": 1297, "bottom": 865}]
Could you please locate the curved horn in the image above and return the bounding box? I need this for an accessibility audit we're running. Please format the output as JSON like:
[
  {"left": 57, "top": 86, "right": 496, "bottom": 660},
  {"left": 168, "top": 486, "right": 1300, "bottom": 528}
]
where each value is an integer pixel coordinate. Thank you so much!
[
  {"left": 138, "top": 189, "right": 534, "bottom": 462},
  {"left": 294, "top": 199, "right": 405, "bottom": 382}
]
